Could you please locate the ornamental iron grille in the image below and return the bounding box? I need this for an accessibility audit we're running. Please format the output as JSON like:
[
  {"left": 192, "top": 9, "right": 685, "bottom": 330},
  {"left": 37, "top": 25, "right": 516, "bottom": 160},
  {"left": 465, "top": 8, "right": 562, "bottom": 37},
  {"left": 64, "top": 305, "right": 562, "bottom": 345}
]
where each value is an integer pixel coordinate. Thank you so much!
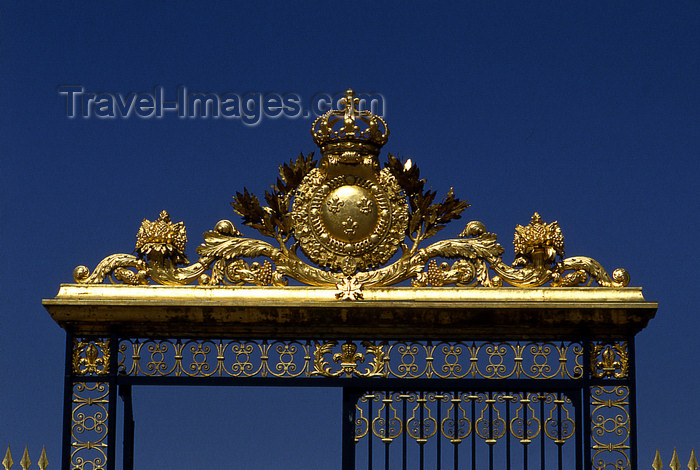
[{"left": 44, "top": 90, "right": 657, "bottom": 470}]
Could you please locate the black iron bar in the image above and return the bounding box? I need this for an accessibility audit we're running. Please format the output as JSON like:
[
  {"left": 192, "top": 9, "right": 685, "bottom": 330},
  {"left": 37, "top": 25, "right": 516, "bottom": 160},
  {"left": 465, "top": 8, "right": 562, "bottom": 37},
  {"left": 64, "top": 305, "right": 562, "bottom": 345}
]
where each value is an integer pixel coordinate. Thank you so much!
[
  {"left": 573, "top": 390, "right": 583, "bottom": 470},
  {"left": 488, "top": 391, "right": 494, "bottom": 470},
  {"left": 419, "top": 391, "right": 425, "bottom": 470},
  {"left": 107, "top": 333, "right": 118, "bottom": 470},
  {"left": 61, "top": 330, "right": 74, "bottom": 470},
  {"left": 436, "top": 394, "right": 441, "bottom": 470},
  {"left": 453, "top": 391, "right": 459, "bottom": 470},
  {"left": 628, "top": 337, "right": 638, "bottom": 470},
  {"left": 384, "top": 393, "right": 390, "bottom": 470},
  {"left": 342, "top": 388, "right": 358, "bottom": 470},
  {"left": 368, "top": 393, "right": 373, "bottom": 470},
  {"left": 117, "top": 373, "right": 584, "bottom": 390},
  {"left": 402, "top": 394, "right": 407, "bottom": 470},
  {"left": 557, "top": 392, "right": 563, "bottom": 470},
  {"left": 118, "top": 384, "right": 134, "bottom": 470},
  {"left": 582, "top": 338, "right": 592, "bottom": 470},
  {"left": 539, "top": 394, "right": 545, "bottom": 470},
  {"left": 471, "top": 395, "right": 476, "bottom": 470},
  {"left": 505, "top": 392, "right": 511, "bottom": 470}
]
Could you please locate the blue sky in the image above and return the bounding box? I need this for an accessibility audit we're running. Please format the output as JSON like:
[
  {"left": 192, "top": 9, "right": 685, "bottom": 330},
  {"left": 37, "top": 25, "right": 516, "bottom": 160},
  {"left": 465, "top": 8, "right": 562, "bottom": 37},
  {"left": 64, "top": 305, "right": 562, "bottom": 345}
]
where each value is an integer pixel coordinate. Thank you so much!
[{"left": 1, "top": 2, "right": 698, "bottom": 468}]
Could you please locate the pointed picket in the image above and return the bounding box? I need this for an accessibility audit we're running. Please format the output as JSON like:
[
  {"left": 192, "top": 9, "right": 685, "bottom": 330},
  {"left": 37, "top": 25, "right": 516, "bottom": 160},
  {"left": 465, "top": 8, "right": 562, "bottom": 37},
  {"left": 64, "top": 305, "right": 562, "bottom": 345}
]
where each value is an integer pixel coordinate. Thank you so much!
[
  {"left": 653, "top": 449, "right": 664, "bottom": 470},
  {"left": 2, "top": 447, "right": 13, "bottom": 470},
  {"left": 18, "top": 447, "right": 29, "bottom": 470},
  {"left": 671, "top": 449, "right": 681, "bottom": 470},
  {"left": 37, "top": 448, "right": 48, "bottom": 470},
  {"left": 689, "top": 449, "right": 698, "bottom": 470}
]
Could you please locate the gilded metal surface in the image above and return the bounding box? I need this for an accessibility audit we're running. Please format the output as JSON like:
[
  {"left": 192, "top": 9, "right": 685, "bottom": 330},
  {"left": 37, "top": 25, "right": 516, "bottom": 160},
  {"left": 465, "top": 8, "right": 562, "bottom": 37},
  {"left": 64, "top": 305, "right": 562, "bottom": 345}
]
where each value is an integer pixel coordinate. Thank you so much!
[
  {"left": 672, "top": 451, "right": 682, "bottom": 470},
  {"left": 116, "top": 339, "right": 583, "bottom": 379},
  {"left": 71, "top": 382, "right": 108, "bottom": 470},
  {"left": 590, "top": 386, "right": 630, "bottom": 470},
  {"left": 355, "top": 391, "right": 575, "bottom": 446},
  {"left": 513, "top": 212, "right": 564, "bottom": 270},
  {"left": 135, "top": 210, "right": 188, "bottom": 265},
  {"left": 653, "top": 449, "right": 663, "bottom": 470},
  {"left": 591, "top": 342, "right": 629, "bottom": 379},
  {"left": 292, "top": 167, "right": 408, "bottom": 274},
  {"left": 72, "top": 339, "right": 110, "bottom": 376},
  {"left": 311, "top": 89, "right": 388, "bottom": 157},
  {"left": 19, "top": 448, "right": 29, "bottom": 470},
  {"left": 312, "top": 341, "right": 385, "bottom": 377},
  {"left": 37, "top": 448, "right": 48, "bottom": 470},
  {"left": 2, "top": 448, "right": 12, "bottom": 470},
  {"left": 69, "top": 90, "right": 630, "bottom": 294}
]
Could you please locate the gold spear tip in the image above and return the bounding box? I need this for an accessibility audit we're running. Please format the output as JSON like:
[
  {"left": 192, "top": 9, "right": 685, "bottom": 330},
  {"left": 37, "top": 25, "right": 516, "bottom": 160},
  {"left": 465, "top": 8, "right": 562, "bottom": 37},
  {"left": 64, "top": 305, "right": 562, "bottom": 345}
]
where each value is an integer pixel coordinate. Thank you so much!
[
  {"left": 653, "top": 449, "right": 663, "bottom": 470},
  {"left": 38, "top": 446, "right": 49, "bottom": 470},
  {"left": 2, "top": 446, "right": 13, "bottom": 470},
  {"left": 19, "top": 446, "right": 30, "bottom": 470},
  {"left": 671, "top": 448, "right": 681, "bottom": 470}
]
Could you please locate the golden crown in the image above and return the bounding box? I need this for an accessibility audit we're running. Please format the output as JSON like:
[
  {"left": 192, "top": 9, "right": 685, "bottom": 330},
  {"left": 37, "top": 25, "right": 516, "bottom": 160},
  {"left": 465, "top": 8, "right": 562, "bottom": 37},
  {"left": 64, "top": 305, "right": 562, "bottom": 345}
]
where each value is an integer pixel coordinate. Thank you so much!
[{"left": 311, "top": 89, "right": 389, "bottom": 158}]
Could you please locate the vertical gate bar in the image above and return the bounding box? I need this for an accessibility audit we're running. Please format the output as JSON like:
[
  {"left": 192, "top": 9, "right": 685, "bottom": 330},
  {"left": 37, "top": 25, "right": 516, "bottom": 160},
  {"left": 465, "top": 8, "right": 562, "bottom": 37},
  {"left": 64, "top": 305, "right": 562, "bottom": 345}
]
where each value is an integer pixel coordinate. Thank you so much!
[
  {"left": 419, "top": 391, "right": 424, "bottom": 470},
  {"left": 368, "top": 394, "right": 373, "bottom": 469},
  {"left": 557, "top": 392, "right": 563, "bottom": 470},
  {"left": 505, "top": 393, "right": 511, "bottom": 470},
  {"left": 402, "top": 395, "right": 407, "bottom": 470},
  {"left": 384, "top": 393, "right": 390, "bottom": 470},
  {"left": 582, "top": 338, "right": 592, "bottom": 470},
  {"left": 628, "top": 336, "right": 638, "bottom": 470},
  {"left": 574, "top": 389, "right": 583, "bottom": 470},
  {"left": 436, "top": 394, "right": 441, "bottom": 470},
  {"left": 488, "top": 391, "right": 494, "bottom": 470},
  {"left": 539, "top": 394, "right": 545, "bottom": 470},
  {"left": 119, "top": 384, "right": 135, "bottom": 470},
  {"left": 453, "top": 392, "right": 459, "bottom": 470},
  {"left": 62, "top": 330, "right": 74, "bottom": 470},
  {"left": 107, "top": 333, "right": 119, "bottom": 470},
  {"left": 342, "top": 388, "right": 359, "bottom": 470},
  {"left": 523, "top": 425, "right": 528, "bottom": 470},
  {"left": 471, "top": 394, "right": 476, "bottom": 470}
]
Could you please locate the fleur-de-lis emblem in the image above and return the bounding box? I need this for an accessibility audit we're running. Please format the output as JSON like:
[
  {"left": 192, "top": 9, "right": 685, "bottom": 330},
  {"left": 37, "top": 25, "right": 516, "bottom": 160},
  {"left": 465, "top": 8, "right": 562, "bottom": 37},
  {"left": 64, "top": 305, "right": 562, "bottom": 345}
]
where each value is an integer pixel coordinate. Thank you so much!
[
  {"left": 326, "top": 196, "right": 344, "bottom": 214},
  {"left": 73, "top": 340, "right": 110, "bottom": 375},
  {"left": 356, "top": 196, "right": 375, "bottom": 214},
  {"left": 333, "top": 342, "right": 365, "bottom": 376},
  {"left": 343, "top": 216, "right": 358, "bottom": 236},
  {"left": 592, "top": 343, "right": 628, "bottom": 378}
]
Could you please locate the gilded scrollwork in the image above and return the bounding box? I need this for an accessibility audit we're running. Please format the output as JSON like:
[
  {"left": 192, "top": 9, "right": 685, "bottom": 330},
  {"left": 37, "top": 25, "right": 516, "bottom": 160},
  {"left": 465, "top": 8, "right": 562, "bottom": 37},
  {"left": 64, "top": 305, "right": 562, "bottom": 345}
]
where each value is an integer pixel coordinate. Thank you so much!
[
  {"left": 71, "top": 382, "right": 109, "bottom": 470},
  {"left": 116, "top": 339, "right": 583, "bottom": 380},
  {"left": 355, "top": 391, "right": 576, "bottom": 450},
  {"left": 590, "top": 386, "right": 631, "bottom": 470},
  {"left": 72, "top": 89, "right": 629, "bottom": 294}
]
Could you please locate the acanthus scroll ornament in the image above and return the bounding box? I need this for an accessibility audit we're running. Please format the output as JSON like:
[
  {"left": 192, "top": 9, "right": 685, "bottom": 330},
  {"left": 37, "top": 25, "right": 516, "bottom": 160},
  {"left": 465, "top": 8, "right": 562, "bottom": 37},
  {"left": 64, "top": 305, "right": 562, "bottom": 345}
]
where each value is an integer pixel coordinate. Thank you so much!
[{"left": 71, "top": 89, "right": 630, "bottom": 295}]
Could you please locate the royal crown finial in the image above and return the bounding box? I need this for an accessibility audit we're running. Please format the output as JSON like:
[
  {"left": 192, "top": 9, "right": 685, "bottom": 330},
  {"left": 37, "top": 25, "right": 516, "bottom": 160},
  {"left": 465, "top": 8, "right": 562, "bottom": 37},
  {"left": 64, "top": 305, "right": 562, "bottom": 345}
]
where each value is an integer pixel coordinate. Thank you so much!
[{"left": 311, "top": 88, "right": 389, "bottom": 159}]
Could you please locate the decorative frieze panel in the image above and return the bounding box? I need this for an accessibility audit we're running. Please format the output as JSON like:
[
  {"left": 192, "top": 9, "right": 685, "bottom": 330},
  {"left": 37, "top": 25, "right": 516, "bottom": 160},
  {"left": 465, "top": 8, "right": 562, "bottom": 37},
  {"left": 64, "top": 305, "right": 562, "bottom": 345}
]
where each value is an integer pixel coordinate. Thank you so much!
[{"left": 115, "top": 339, "right": 584, "bottom": 380}]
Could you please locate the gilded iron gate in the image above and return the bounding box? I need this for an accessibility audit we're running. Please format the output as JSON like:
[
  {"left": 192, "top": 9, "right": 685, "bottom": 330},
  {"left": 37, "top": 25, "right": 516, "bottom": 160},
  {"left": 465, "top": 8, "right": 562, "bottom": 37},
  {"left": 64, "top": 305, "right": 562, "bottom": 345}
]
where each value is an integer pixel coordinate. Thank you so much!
[{"left": 45, "top": 90, "right": 656, "bottom": 469}]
